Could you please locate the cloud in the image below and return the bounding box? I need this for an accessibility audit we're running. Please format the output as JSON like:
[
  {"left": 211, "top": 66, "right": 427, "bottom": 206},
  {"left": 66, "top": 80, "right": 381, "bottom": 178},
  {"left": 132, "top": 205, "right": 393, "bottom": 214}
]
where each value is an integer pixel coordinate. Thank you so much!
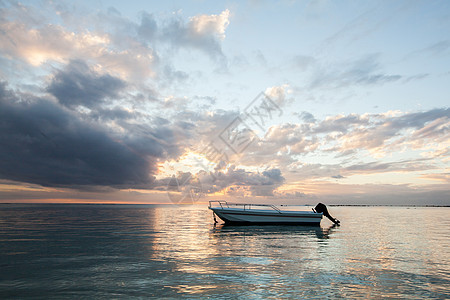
[
  {"left": 0, "top": 20, "right": 100, "bottom": 66},
  {"left": 189, "top": 9, "right": 230, "bottom": 40},
  {"left": 318, "top": 1, "right": 413, "bottom": 51},
  {"left": 422, "top": 40, "right": 450, "bottom": 56},
  {"left": 313, "top": 113, "right": 369, "bottom": 134},
  {"left": 47, "top": 60, "right": 126, "bottom": 108},
  {"left": 97, "top": 7, "right": 231, "bottom": 67},
  {"left": 89, "top": 107, "right": 140, "bottom": 121},
  {"left": 344, "top": 159, "right": 436, "bottom": 175},
  {"left": 264, "top": 84, "right": 293, "bottom": 107},
  {"left": 0, "top": 2, "right": 232, "bottom": 89},
  {"left": 303, "top": 108, "right": 450, "bottom": 156},
  {"left": 289, "top": 181, "right": 450, "bottom": 205},
  {"left": 160, "top": 9, "right": 230, "bottom": 62},
  {"left": 297, "top": 111, "right": 316, "bottom": 123},
  {"left": 120, "top": 122, "right": 183, "bottom": 160},
  {"left": 137, "top": 12, "right": 158, "bottom": 41},
  {"left": 402, "top": 73, "right": 429, "bottom": 83},
  {"left": 156, "top": 165, "right": 285, "bottom": 197},
  {"left": 263, "top": 123, "right": 319, "bottom": 156},
  {"left": 310, "top": 54, "right": 402, "bottom": 89},
  {"left": 0, "top": 18, "right": 156, "bottom": 80},
  {"left": 161, "top": 65, "right": 189, "bottom": 84},
  {"left": 0, "top": 82, "right": 180, "bottom": 189},
  {"left": 202, "top": 166, "right": 285, "bottom": 196},
  {"left": 419, "top": 173, "right": 450, "bottom": 184},
  {"left": 228, "top": 108, "right": 449, "bottom": 184}
]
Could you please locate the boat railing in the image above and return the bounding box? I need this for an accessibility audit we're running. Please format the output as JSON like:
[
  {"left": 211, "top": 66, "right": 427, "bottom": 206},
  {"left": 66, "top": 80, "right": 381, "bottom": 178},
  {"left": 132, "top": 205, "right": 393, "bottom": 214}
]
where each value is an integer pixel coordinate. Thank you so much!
[{"left": 209, "top": 200, "right": 282, "bottom": 213}]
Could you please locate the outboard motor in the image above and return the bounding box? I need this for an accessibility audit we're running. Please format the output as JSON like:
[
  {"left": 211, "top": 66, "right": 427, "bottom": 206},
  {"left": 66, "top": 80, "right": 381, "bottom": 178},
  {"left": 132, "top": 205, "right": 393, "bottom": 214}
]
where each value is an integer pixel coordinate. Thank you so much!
[{"left": 314, "top": 203, "right": 340, "bottom": 225}]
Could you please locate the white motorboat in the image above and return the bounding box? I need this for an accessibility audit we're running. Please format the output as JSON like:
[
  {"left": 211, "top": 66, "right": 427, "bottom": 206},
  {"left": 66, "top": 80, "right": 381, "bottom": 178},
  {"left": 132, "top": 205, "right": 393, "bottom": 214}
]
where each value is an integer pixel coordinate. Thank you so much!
[{"left": 208, "top": 201, "right": 327, "bottom": 225}]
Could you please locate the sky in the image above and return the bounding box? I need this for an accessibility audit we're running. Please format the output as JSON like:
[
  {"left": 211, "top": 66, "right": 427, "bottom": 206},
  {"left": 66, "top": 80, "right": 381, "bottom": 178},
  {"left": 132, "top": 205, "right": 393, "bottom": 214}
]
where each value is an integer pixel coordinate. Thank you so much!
[{"left": 0, "top": 0, "right": 449, "bottom": 205}]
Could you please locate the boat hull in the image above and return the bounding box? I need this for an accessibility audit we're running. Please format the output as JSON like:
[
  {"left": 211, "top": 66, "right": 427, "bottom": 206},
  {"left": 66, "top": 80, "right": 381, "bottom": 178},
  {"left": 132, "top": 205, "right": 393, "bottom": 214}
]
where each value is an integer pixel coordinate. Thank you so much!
[{"left": 210, "top": 207, "right": 323, "bottom": 225}]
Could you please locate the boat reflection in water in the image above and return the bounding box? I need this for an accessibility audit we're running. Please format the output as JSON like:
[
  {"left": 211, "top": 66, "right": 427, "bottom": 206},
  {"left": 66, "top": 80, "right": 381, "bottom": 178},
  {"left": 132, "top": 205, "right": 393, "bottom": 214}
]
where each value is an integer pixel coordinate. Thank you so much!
[{"left": 211, "top": 222, "right": 339, "bottom": 240}]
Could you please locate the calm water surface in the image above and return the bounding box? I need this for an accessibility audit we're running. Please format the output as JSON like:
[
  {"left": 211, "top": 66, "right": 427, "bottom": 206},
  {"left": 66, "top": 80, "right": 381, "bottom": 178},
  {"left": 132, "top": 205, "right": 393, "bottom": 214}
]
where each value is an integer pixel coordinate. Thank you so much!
[{"left": 0, "top": 204, "right": 449, "bottom": 299}]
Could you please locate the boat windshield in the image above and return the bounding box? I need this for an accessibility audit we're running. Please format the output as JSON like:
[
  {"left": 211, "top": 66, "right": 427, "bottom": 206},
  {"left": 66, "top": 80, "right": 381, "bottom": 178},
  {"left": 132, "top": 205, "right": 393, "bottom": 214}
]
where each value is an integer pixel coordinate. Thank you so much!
[{"left": 209, "top": 201, "right": 315, "bottom": 212}]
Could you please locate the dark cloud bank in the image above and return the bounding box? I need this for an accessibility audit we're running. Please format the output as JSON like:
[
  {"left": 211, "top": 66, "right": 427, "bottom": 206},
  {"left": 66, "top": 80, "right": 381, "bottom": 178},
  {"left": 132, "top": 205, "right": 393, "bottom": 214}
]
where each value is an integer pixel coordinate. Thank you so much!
[
  {"left": 0, "top": 84, "right": 141, "bottom": 187},
  {"left": 0, "top": 59, "right": 179, "bottom": 189},
  {"left": 47, "top": 60, "right": 126, "bottom": 109}
]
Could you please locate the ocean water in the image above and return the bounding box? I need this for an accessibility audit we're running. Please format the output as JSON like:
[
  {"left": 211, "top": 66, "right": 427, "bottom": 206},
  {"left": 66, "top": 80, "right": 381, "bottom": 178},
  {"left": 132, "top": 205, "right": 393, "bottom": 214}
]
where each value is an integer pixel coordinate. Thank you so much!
[{"left": 0, "top": 204, "right": 449, "bottom": 299}]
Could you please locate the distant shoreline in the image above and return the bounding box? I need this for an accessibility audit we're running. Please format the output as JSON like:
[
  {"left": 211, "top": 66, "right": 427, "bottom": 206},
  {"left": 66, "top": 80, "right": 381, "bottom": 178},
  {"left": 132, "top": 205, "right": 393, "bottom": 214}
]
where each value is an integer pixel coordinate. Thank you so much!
[
  {"left": 330, "top": 204, "right": 450, "bottom": 207},
  {"left": 0, "top": 203, "right": 449, "bottom": 207}
]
